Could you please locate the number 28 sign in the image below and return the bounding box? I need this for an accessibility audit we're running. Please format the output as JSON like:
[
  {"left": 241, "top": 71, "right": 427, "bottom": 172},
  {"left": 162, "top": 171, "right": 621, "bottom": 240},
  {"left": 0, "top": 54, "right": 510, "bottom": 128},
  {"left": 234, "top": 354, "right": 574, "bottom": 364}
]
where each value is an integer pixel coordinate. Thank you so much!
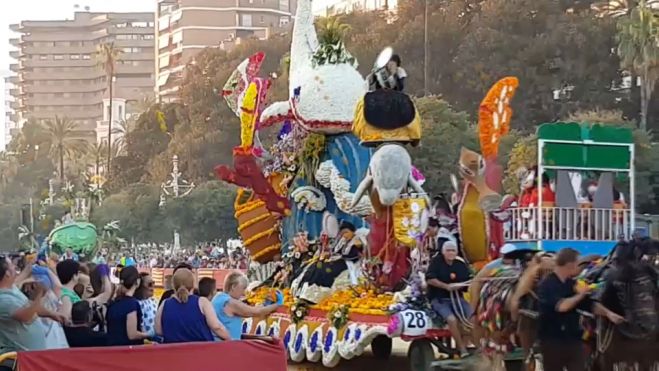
[{"left": 399, "top": 310, "right": 431, "bottom": 337}]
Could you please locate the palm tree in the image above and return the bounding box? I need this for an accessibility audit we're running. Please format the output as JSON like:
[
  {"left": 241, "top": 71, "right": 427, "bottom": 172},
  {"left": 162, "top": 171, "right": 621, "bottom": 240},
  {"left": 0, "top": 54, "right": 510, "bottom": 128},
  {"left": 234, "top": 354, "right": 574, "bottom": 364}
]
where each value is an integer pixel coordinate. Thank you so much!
[
  {"left": 111, "top": 119, "right": 130, "bottom": 153},
  {"left": 42, "top": 116, "right": 85, "bottom": 180},
  {"left": 86, "top": 142, "right": 107, "bottom": 177},
  {"left": 96, "top": 42, "right": 121, "bottom": 175},
  {"left": 616, "top": 0, "right": 659, "bottom": 131}
]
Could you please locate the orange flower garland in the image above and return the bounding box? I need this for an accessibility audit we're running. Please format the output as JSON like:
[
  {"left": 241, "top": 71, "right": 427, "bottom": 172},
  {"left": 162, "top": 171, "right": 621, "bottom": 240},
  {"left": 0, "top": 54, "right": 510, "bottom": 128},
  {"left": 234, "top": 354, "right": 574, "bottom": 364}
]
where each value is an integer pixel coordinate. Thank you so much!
[{"left": 478, "top": 76, "right": 518, "bottom": 159}]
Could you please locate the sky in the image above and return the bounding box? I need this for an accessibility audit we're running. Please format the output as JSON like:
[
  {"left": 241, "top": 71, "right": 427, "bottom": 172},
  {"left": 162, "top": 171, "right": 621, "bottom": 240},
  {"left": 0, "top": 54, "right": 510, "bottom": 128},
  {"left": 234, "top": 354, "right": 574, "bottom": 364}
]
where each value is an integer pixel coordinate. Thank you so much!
[{"left": 0, "top": 0, "right": 337, "bottom": 151}]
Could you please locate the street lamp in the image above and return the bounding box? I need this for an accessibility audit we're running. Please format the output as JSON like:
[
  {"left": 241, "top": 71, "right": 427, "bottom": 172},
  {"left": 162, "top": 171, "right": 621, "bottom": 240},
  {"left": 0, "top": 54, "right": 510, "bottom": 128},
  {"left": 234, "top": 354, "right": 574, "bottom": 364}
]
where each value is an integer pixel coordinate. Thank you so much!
[{"left": 160, "top": 154, "right": 195, "bottom": 252}]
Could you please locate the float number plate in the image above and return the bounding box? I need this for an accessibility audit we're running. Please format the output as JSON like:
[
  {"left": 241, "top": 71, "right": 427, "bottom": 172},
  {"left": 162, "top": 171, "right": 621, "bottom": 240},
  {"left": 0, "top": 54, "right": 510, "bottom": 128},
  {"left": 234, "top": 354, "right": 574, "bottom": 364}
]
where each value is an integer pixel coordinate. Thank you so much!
[{"left": 400, "top": 310, "right": 431, "bottom": 337}]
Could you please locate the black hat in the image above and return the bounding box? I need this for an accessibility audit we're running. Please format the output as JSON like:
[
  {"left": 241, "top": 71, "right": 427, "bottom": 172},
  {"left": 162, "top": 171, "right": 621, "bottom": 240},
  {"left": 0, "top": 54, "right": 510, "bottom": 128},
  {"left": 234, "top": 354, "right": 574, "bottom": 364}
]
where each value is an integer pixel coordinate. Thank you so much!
[
  {"left": 428, "top": 217, "right": 440, "bottom": 228},
  {"left": 339, "top": 220, "right": 356, "bottom": 232}
]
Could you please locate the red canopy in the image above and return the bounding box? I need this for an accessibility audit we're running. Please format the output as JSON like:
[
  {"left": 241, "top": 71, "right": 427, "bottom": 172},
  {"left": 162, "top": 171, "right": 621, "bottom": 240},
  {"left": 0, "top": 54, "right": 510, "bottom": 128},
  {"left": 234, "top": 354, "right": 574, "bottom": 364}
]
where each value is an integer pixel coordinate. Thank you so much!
[{"left": 17, "top": 340, "right": 287, "bottom": 371}]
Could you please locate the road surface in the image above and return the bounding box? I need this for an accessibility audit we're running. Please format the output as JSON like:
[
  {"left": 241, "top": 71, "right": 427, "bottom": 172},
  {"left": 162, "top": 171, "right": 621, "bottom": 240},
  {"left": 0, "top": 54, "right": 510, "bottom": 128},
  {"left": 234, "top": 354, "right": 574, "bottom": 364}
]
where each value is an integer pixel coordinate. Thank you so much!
[{"left": 287, "top": 339, "right": 410, "bottom": 370}]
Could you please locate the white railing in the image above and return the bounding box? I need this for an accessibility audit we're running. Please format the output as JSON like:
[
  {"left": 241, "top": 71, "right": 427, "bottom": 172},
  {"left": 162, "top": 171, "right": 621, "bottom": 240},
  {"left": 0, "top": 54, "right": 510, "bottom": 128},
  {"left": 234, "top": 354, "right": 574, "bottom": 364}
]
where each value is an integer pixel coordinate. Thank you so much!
[{"left": 504, "top": 206, "right": 631, "bottom": 242}]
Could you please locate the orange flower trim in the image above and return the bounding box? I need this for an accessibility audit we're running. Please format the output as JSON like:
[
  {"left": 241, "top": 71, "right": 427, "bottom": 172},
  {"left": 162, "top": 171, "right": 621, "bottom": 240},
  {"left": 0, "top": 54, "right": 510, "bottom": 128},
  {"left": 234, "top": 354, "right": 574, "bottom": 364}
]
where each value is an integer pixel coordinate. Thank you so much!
[
  {"left": 237, "top": 213, "right": 272, "bottom": 232},
  {"left": 251, "top": 243, "right": 280, "bottom": 261},
  {"left": 243, "top": 227, "right": 277, "bottom": 246},
  {"left": 478, "top": 76, "right": 518, "bottom": 159}
]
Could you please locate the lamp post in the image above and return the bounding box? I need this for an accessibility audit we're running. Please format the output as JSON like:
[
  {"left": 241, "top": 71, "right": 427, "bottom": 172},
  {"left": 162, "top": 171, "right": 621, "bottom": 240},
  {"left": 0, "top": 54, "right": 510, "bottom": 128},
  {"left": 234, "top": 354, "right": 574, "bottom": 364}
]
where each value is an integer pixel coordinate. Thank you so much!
[{"left": 160, "top": 154, "right": 195, "bottom": 252}]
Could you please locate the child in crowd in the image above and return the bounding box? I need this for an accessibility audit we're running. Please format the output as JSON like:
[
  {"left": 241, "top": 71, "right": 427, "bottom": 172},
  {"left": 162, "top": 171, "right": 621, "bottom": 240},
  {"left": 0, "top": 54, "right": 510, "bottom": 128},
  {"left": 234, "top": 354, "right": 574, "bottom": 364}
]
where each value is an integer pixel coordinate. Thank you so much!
[{"left": 198, "top": 277, "right": 217, "bottom": 301}]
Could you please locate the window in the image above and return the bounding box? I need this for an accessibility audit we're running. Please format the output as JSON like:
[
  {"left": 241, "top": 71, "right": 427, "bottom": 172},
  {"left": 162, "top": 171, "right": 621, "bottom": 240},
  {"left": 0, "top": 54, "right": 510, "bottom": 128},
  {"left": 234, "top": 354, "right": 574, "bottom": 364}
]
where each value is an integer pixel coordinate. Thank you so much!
[
  {"left": 39, "top": 55, "right": 48, "bottom": 60},
  {"left": 82, "top": 54, "right": 91, "bottom": 60},
  {"left": 53, "top": 55, "right": 64, "bottom": 60},
  {"left": 132, "top": 22, "right": 148, "bottom": 28},
  {"left": 242, "top": 14, "right": 253, "bottom": 27},
  {"left": 118, "top": 105, "right": 123, "bottom": 119},
  {"left": 70, "top": 54, "right": 80, "bottom": 60},
  {"left": 143, "top": 34, "right": 154, "bottom": 40},
  {"left": 260, "top": 16, "right": 265, "bottom": 23},
  {"left": 117, "top": 34, "right": 141, "bottom": 40},
  {"left": 115, "top": 22, "right": 128, "bottom": 28},
  {"left": 148, "top": 21, "right": 155, "bottom": 27},
  {"left": 122, "top": 47, "right": 142, "bottom": 53},
  {"left": 279, "top": 16, "right": 290, "bottom": 27}
]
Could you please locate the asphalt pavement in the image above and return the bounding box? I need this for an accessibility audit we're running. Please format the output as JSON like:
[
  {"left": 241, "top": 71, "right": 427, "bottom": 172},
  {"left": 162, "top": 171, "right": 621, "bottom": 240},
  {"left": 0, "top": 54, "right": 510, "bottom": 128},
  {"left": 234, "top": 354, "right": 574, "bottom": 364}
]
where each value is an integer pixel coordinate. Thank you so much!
[{"left": 287, "top": 339, "right": 410, "bottom": 370}]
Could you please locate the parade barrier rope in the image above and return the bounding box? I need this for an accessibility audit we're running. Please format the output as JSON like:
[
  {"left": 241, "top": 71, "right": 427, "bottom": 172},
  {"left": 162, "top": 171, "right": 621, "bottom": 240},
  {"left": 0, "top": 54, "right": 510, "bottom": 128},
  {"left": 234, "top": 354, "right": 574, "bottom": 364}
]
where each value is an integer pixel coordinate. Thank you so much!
[{"left": 15, "top": 339, "right": 287, "bottom": 371}]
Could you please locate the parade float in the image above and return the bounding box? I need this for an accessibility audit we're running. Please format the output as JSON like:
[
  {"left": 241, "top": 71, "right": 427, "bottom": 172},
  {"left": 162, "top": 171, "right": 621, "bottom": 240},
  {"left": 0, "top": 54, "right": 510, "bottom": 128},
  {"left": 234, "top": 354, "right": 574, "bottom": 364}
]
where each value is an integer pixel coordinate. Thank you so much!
[
  {"left": 454, "top": 77, "right": 519, "bottom": 269},
  {"left": 504, "top": 122, "right": 636, "bottom": 256},
  {"left": 212, "top": 0, "right": 434, "bottom": 367}
]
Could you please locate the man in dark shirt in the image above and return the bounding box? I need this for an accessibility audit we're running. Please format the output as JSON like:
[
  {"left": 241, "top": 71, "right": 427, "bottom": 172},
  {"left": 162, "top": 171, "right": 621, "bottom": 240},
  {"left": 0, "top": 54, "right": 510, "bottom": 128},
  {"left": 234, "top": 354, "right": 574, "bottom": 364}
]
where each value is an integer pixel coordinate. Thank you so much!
[
  {"left": 538, "top": 248, "right": 623, "bottom": 371},
  {"left": 426, "top": 240, "right": 472, "bottom": 358},
  {"left": 64, "top": 301, "right": 108, "bottom": 347}
]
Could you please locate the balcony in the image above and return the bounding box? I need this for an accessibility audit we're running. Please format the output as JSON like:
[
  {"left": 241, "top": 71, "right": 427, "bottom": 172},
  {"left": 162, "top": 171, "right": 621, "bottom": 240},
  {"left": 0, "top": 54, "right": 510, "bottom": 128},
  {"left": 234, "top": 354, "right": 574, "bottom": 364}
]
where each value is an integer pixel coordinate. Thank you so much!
[
  {"left": 23, "top": 82, "right": 106, "bottom": 94},
  {"left": 10, "top": 64, "right": 19, "bottom": 73},
  {"left": 9, "top": 38, "right": 20, "bottom": 47},
  {"left": 504, "top": 206, "right": 632, "bottom": 242},
  {"left": 9, "top": 50, "right": 20, "bottom": 59},
  {"left": 10, "top": 23, "right": 21, "bottom": 32},
  {"left": 23, "top": 70, "right": 104, "bottom": 81}
]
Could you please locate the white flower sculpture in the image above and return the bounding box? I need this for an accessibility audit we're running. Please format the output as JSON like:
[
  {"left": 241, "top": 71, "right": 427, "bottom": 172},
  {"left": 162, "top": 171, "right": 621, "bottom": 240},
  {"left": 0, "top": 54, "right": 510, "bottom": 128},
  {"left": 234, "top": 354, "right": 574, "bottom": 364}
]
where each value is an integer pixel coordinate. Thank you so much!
[
  {"left": 315, "top": 160, "right": 373, "bottom": 216},
  {"left": 291, "top": 186, "right": 327, "bottom": 212}
]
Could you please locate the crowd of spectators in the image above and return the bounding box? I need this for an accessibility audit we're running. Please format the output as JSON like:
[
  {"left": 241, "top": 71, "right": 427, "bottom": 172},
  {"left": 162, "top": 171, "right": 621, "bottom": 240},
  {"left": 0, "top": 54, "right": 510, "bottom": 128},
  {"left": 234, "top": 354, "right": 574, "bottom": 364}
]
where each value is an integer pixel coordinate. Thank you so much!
[{"left": 0, "top": 252, "right": 279, "bottom": 371}]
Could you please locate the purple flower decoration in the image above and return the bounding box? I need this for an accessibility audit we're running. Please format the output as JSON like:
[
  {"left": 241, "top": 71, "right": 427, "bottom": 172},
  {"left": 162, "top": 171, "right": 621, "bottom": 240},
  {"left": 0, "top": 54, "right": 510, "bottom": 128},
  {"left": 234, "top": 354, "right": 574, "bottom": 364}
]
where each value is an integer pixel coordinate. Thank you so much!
[
  {"left": 387, "top": 314, "right": 402, "bottom": 336},
  {"left": 411, "top": 166, "right": 426, "bottom": 186},
  {"left": 278, "top": 120, "right": 292, "bottom": 140}
]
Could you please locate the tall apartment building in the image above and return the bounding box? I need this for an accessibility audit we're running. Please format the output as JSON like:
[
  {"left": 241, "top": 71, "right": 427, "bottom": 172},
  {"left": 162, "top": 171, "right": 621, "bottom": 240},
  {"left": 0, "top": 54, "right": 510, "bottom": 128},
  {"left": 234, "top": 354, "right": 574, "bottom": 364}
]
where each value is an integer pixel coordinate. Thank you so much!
[
  {"left": 8, "top": 11, "right": 156, "bottom": 143},
  {"left": 314, "top": 0, "right": 397, "bottom": 16},
  {"left": 4, "top": 77, "right": 17, "bottom": 147},
  {"left": 156, "top": 0, "right": 296, "bottom": 102}
]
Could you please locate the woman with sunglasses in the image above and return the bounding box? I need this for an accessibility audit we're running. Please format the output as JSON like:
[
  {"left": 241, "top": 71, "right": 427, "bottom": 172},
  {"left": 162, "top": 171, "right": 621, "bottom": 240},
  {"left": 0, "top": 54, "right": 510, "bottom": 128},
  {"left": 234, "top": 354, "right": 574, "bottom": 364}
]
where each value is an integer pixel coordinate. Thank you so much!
[{"left": 134, "top": 272, "right": 157, "bottom": 338}]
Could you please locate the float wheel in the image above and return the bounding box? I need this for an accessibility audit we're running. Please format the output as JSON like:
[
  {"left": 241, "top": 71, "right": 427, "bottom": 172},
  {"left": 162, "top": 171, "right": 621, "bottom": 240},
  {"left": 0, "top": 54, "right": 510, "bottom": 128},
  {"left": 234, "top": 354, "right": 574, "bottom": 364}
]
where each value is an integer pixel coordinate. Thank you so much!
[
  {"left": 371, "top": 335, "right": 392, "bottom": 359},
  {"left": 408, "top": 339, "right": 435, "bottom": 371}
]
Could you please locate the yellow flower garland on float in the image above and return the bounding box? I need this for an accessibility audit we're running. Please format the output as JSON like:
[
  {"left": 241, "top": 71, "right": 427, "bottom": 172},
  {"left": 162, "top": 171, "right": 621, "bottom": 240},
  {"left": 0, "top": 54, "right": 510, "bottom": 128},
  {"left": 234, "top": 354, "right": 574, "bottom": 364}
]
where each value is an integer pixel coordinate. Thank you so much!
[
  {"left": 393, "top": 197, "right": 427, "bottom": 248},
  {"left": 242, "top": 227, "right": 277, "bottom": 246},
  {"left": 234, "top": 199, "right": 267, "bottom": 218},
  {"left": 246, "top": 286, "right": 395, "bottom": 317},
  {"left": 238, "top": 81, "right": 258, "bottom": 149},
  {"left": 252, "top": 243, "right": 280, "bottom": 261},
  {"left": 237, "top": 213, "right": 271, "bottom": 232}
]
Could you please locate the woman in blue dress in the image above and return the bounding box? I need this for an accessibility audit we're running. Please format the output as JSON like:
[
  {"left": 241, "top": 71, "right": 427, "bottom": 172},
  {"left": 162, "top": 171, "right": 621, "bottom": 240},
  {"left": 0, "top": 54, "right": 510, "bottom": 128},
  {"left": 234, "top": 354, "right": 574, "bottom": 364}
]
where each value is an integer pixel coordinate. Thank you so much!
[{"left": 155, "top": 268, "right": 229, "bottom": 343}]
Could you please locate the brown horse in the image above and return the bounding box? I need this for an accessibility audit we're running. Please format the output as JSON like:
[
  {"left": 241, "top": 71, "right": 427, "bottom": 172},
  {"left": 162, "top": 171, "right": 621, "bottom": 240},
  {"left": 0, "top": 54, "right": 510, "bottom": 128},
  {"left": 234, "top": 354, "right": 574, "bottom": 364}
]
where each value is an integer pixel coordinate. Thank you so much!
[{"left": 467, "top": 253, "right": 554, "bottom": 371}]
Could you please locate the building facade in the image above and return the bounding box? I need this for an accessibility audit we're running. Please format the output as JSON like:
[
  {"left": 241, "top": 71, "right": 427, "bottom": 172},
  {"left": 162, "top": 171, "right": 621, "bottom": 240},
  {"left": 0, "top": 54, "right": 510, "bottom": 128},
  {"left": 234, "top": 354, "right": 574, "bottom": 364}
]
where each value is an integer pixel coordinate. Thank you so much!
[
  {"left": 4, "top": 77, "right": 17, "bottom": 147},
  {"left": 314, "top": 0, "right": 397, "bottom": 16},
  {"left": 156, "top": 0, "right": 296, "bottom": 102},
  {"left": 8, "top": 11, "right": 155, "bottom": 143}
]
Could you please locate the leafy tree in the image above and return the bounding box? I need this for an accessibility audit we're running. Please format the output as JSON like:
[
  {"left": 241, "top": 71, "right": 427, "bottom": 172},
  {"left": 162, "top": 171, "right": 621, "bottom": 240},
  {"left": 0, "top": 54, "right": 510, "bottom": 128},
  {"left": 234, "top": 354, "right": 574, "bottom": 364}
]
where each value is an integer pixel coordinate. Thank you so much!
[
  {"left": 163, "top": 181, "right": 238, "bottom": 243},
  {"left": 616, "top": 0, "right": 659, "bottom": 131},
  {"left": 447, "top": 0, "right": 623, "bottom": 128}
]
